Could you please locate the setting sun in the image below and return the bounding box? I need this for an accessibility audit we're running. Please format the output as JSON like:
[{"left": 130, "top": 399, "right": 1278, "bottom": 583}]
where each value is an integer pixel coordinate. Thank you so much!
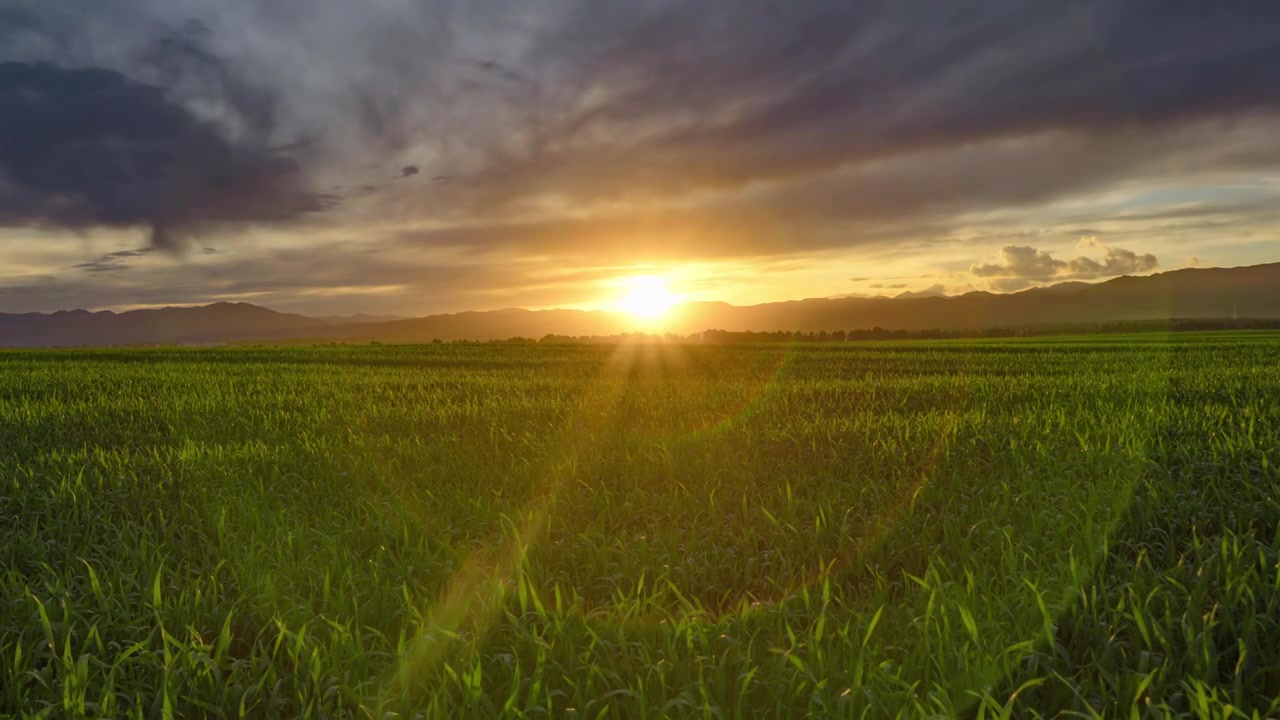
[{"left": 617, "top": 275, "right": 679, "bottom": 319}]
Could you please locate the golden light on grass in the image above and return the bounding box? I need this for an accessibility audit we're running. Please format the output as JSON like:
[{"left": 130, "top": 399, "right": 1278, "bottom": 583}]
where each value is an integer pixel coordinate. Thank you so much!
[{"left": 617, "top": 275, "right": 680, "bottom": 319}]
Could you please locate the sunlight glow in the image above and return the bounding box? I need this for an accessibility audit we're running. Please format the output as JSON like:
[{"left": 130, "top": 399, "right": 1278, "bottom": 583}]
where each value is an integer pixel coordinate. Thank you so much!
[{"left": 617, "top": 275, "right": 679, "bottom": 319}]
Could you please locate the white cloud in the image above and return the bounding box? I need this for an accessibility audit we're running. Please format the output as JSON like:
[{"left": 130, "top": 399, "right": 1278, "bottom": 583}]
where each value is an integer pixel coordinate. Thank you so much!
[{"left": 970, "top": 239, "right": 1159, "bottom": 291}]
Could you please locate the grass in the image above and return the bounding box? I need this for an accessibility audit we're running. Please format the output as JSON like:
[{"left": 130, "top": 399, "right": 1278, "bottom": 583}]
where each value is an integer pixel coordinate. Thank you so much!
[{"left": 2, "top": 335, "right": 1278, "bottom": 718}]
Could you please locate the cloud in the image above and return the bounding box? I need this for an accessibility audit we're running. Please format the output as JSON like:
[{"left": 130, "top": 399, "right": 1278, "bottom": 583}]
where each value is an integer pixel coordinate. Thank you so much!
[
  {"left": 398, "top": 165, "right": 419, "bottom": 179},
  {"left": 68, "top": 247, "right": 152, "bottom": 274},
  {"left": 971, "top": 240, "right": 1159, "bottom": 291},
  {"left": 0, "top": 60, "right": 334, "bottom": 249},
  {"left": 374, "top": 119, "right": 1280, "bottom": 267},
  {"left": 7, "top": 2, "right": 1280, "bottom": 228},
  {"left": 432, "top": 1, "right": 1280, "bottom": 213},
  {"left": 462, "top": 58, "right": 530, "bottom": 85},
  {"left": 0, "top": 242, "right": 631, "bottom": 315}
]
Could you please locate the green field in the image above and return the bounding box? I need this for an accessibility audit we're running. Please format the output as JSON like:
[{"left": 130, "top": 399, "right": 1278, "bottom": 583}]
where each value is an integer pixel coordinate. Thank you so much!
[{"left": 3, "top": 336, "right": 1279, "bottom": 718}]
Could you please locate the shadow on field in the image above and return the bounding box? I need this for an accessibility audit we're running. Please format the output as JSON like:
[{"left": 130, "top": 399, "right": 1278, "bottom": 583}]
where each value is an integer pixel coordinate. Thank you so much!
[{"left": 980, "top": 363, "right": 1280, "bottom": 715}]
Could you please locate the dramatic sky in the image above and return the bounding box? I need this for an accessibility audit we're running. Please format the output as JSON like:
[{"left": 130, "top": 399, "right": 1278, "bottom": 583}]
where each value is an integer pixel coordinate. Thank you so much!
[{"left": 1, "top": 1, "right": 1278, "bottom": 316}]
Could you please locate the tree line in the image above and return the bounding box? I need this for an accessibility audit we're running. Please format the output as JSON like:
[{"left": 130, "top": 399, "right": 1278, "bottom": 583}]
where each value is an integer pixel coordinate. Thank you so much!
[{"left": 509, "top": 318, "right": 1280, "bottom": 345}]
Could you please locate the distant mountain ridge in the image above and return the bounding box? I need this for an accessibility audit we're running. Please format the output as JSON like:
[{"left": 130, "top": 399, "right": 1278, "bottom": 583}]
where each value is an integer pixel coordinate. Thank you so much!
[
  {"left": 1, "top": 263, "right": 1277, "bottom": 347},
  {"left": 893, "top": 288, "right": 949, "bottom": 300},
  {"left": 0, "top": 302, "right": 329, "bottom": 347}
]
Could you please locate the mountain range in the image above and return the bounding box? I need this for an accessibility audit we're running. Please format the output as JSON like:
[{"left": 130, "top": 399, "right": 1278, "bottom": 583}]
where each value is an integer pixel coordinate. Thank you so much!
[{"left": 1, "top": 263, "right": 1277, "bottom": 347}]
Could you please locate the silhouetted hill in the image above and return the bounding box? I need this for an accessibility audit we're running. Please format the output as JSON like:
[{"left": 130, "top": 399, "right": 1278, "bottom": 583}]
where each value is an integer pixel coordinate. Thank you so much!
[
  {"left": 0, "top": 302, "right": 329, "bottom": 347},
  {"left": 893, "top": 289, "right": 948, "bottom": 300},
  {"left": 313, "top": 313, "right": 404, "bottom": 325},
  {"left": 667, "top": 263, "right": 1280, "bottom": 333},
  {"left": 1, "top": 263, "right": 1277, "bottom": 346}
]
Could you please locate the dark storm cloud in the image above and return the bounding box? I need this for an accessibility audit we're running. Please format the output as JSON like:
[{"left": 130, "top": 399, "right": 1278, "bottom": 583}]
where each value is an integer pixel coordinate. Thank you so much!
[
  {"left": 457, "top": 0, "right": 1280, "bottom": 206},
  {"left": 9, "top": 1, "right": 1280, "bottom": 222},
  {"left": 0, "top": 62, "right": 335, "bottom": 249}
]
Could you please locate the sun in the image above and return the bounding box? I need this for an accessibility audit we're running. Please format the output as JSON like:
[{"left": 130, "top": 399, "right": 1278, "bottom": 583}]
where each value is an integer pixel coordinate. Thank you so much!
[{"left": 618, "top": 275, "right": 679, "bottom": 319}]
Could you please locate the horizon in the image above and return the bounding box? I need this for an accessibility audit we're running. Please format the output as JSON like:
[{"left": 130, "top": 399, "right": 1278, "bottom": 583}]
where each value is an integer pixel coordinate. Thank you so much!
[
  {"left": 3, "top": 2, "right": 1280, "bottom": 316},
  {"left": 4, "top": 258, "right": 1275, "bottom": 322},
  {"left": 4, "top": 260, "right": 1278, "bottom": 347}
]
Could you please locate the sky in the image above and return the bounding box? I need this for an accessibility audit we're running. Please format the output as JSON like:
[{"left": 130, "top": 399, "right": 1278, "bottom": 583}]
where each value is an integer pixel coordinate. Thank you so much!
[{"left": 1, "top": 1, "right": 1278, "bottom": 316}]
